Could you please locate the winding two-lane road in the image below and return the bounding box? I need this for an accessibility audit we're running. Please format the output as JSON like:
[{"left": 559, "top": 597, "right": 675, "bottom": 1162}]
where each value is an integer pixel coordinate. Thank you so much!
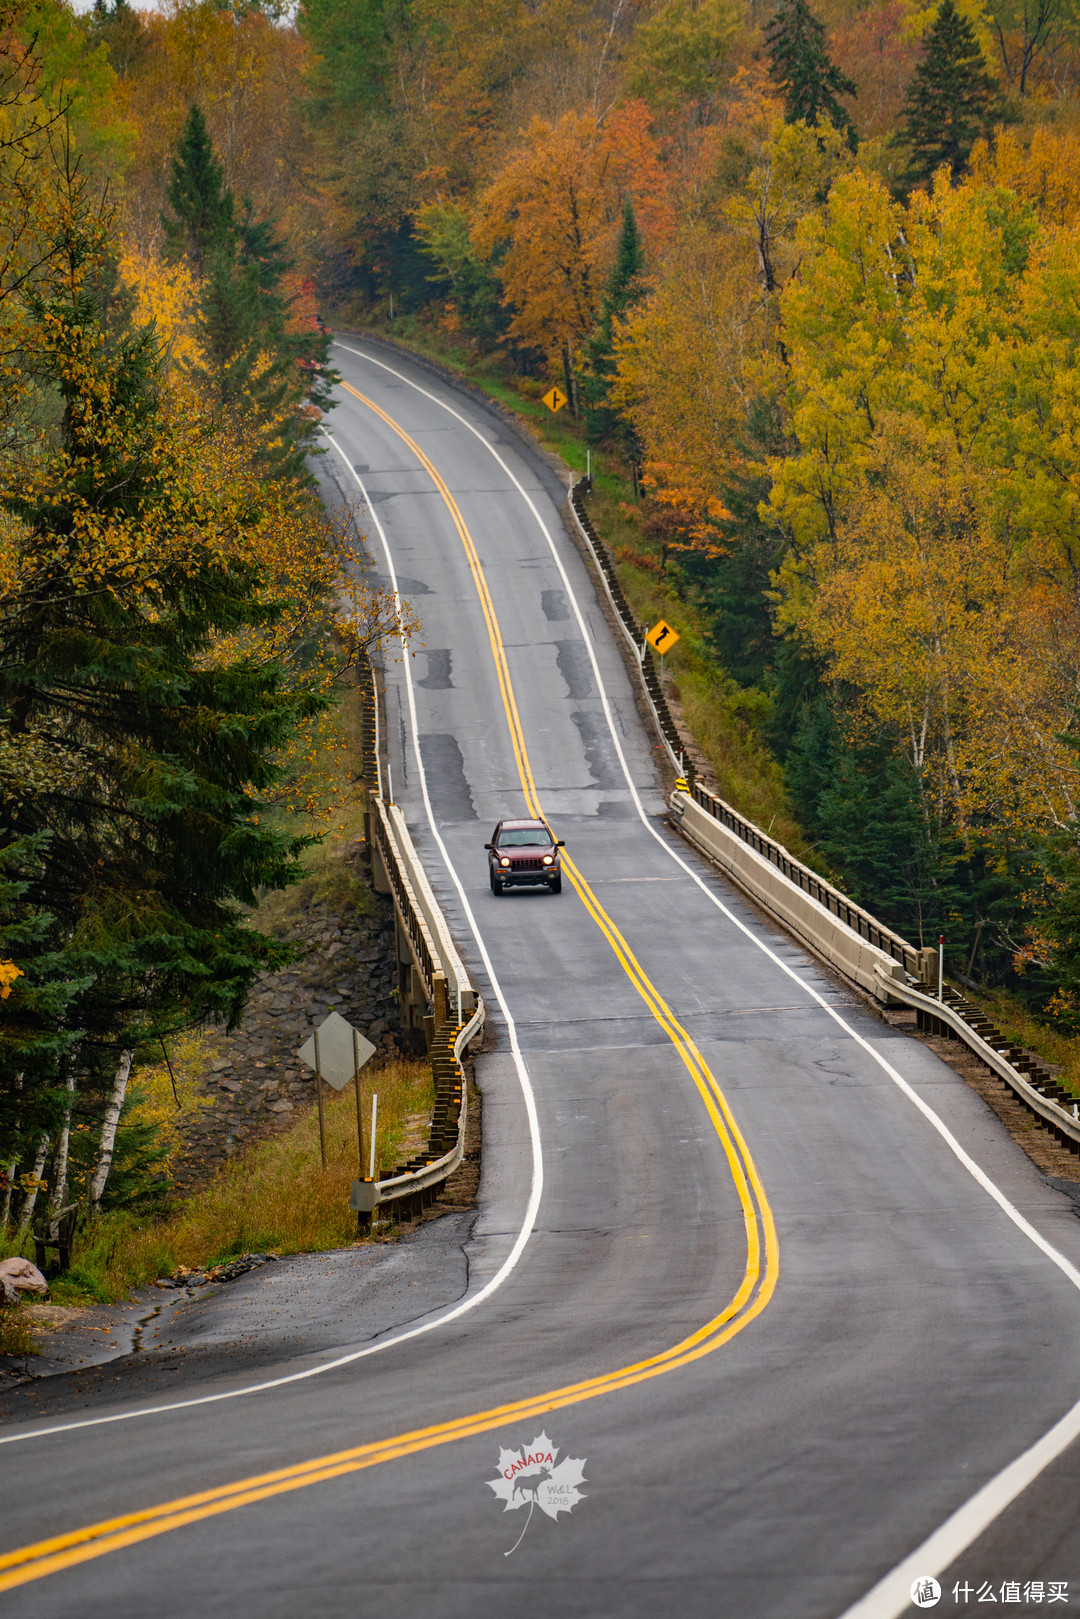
[{"left": 3, "top": 341, "right": 1080, "bottom": 1619}]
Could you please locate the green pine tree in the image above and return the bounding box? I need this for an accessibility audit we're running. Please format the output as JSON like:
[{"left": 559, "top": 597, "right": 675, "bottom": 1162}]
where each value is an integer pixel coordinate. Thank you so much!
[
  {"left": 765, "top": 0, "right": 858, "bottom": 147},
  {"left": 0, "top": 829, "right": 88, "bottom": 1162},
  {"left": 162, "top": 104, "right": 333, "bottom": 479},
  {"left": 195, "top": 248, "right": 263, "bottom": 407},
  {"left": 667, "top": 399, "right": 787, "bottom": 690},
  {"left": 192, "top": 219, "right": 332, "bottom": 480},
  {"left": 580, "top": 197, "right": 647, "bottom": 446},
  {"left": 896, "top": 0, "right": 1000, "bottom": 185},
  {"left": 161, "top": 103, "right": 235, "bottom": 275},
  {"left": 0, "top": 201, "right": 322, "bottom": 1169}
]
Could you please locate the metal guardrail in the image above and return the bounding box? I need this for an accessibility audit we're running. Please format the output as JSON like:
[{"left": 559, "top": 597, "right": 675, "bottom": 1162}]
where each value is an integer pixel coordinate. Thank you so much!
[
  {"left": 378, "top": 798, "right": 473, "bottom": 1017},
  {"left": 564, "top": 484, "right": 1080, "bottom": 1160},
  {"left": 374, "top": 1005, "right": 482, "bottom": 1213},
  {"left": 688, "top": 780, "right": 922, "bottom": 980},
  {"left": 371, "top": 796, "right": 438, "bottom": 1001},
  {"left": 358, "top": 660, "right": 484, "bottom": 1214},
  {"left": 675, "top": 784, "right": 1080, "bottom": 1159},
  {"left": 882, "top": 974, "right": 1080, "bottom": 1152}
]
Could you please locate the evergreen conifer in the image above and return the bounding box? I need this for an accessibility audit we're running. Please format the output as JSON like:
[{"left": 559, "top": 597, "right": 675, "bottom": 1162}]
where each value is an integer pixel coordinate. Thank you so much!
[
  {"left": 162, "top": 107, "right": 333, "bottom": 479},
  {"left": 765, "top": 0, "right": 857, "bottom": 147},
  {"left": 581, "top": 197, "right": 647, "bottom": 446},
  {"left": 0, "top": 201, "right": 319, "bottom": 1161},
  {"left": 896, "top": 0, "right": 999, "bottom": 184},
  {"left": 161, "top": 103, "right": 235, "bottom": 275},
  {"left": 667, "top": 400, "right": 787, "bottom": 689}
]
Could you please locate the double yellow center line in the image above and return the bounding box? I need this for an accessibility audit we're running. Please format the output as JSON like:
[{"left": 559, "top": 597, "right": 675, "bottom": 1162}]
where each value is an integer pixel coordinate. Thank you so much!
[{"left": 0, "top": 381, "right": 778, "bottom": 1597}]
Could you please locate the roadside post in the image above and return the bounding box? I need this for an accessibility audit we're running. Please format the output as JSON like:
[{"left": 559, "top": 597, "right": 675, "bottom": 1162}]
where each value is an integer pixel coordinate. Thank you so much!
[
  {"left": 369, "top": 1092, "right": 378, "bottom": 1180},
  {"left": 314, "top": 1029, "right": 326, "bottom": 1169},
  {"left": 297, "top": 1012, "right": 378, "bottom": 1220},
  {"left": 353, "top": 1029, "right": 365, "bottom": 1175}
]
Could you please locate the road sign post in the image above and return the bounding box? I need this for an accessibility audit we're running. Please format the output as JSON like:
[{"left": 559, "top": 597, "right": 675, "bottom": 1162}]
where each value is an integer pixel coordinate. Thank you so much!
[
  {"left": 313, "top": 1029, "right": 327, "bottom": 1170},
  {"left": 298, "top": 1012, "right": 378, "bottom": 1194}
]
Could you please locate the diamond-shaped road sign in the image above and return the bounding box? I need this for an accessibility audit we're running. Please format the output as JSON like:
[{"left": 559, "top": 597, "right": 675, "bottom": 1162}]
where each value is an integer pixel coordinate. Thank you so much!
[
  {"left": 297, "top": 1010, "right": 376, "bottom": 1091},
  {"left": 646, "top": 618, "right": 680, "bottom": 654},
  {"left": 542, "top": 385, "right": 567, "bottom": 413}
]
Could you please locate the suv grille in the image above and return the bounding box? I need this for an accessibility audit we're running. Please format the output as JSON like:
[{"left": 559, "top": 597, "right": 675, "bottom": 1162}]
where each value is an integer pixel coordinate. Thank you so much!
[{"left": 513, "top": 858, "right": 545, "bottom": 871}]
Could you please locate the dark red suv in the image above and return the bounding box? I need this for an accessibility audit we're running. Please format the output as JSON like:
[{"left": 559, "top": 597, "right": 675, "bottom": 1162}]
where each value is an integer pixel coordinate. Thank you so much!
[{"left": 485, "top": 819, "right": 565, "bottom": 895}]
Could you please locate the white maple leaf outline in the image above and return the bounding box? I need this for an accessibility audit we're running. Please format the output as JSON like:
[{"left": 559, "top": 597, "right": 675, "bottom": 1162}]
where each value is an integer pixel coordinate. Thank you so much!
[
  {"left": 535, "top": 1453, "right": 587, "bottom": 1520},
  {"left": 486, "top": 1431, "right": 587, "bottom": 1552}
]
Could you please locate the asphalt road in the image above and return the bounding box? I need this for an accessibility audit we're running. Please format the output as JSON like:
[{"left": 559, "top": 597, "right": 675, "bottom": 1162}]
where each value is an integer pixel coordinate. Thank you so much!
[{"left": 4, "top": 341, "right": 1080, "bottom": 1619}]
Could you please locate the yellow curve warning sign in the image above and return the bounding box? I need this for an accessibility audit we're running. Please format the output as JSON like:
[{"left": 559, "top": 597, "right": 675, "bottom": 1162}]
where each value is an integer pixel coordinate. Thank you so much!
[
  {"left": 646, "top": 619, "right": 680, "bottom": 654},
  {"left": 542, "top": 385, "right": 568, "bottom": 413}
]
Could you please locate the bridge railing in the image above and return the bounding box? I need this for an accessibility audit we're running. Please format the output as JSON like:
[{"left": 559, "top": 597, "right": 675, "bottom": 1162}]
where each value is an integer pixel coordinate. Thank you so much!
[{"left": 358, "top": 660, "right": 483, "bottom": 1216}]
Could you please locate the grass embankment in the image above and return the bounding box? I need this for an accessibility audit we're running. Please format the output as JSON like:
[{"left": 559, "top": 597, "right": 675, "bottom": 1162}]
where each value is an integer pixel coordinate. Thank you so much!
[
  {"left": 364, "top": 316, "right": 808, "bottom": 858},
  {"left": 71, "top": 1055, "right": 432, "bottom": 1295},
  {"left": 0, "top": 1054, "right": 432, "bottom": 1346}
]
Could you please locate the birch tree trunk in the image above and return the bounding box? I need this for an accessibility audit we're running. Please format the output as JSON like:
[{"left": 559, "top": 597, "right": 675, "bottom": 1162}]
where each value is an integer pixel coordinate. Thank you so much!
[
  {"left": 89, "top": 1049, "right": 133, "bottom": 1210},
  {"left": 16, "top": 1132, "right": 50, "bottom": 1235},
  {"left": 46, "top": 1070, "right": 76, "bottom": 1231},
  {"left": 2, "top": 1074, "right": 22, "bottom": 1228},
  {"left": 1, "top": 1156, "right": 16, "bottom": 1229}
]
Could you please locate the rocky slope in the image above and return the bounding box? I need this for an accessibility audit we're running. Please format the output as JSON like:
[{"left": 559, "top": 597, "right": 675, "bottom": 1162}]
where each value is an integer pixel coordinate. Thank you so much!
[{"left": 170, "top": 874, "right": 401, "bottom": 1196}]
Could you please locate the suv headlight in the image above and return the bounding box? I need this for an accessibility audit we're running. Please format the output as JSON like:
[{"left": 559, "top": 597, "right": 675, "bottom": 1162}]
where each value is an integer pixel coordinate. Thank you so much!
[
  {"left": 542, "top": 854, "right": 554, "bottom": 865},
  {"left": 499, "top": 857, "right": 510, "bottom": 867}
]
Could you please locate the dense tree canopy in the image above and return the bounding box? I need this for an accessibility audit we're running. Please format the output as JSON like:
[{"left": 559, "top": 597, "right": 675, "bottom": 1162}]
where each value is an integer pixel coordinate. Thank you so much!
[{"left": 13, "top": 0, "right": 1080, "bottom": 1191}]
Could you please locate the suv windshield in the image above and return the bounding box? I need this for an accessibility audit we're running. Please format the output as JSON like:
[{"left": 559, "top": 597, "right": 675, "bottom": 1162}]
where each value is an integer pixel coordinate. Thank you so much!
[{"left": 497, "top": 828, "right": 552, "bottom": 848}]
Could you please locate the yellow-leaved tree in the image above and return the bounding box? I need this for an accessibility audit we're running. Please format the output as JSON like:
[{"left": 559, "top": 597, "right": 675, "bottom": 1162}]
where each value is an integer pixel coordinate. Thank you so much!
[
  {"left": 610, "top": 112, "right": 847, "bottom": 554},
  {"left": 771, "top": 165, "right": 1080, "bottom": 840},
  {"left": 785, "top": 415, "right": 1052, "bottom": 831},
  {"left": 119, "top": 243, "right": 202, "bottom": 370},
  {"left": 612, "top": 225, "right": 763, "bottom": 549}
]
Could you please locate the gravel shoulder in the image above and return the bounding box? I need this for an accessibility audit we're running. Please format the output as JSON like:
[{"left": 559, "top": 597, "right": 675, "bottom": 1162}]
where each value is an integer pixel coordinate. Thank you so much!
[{"left": 0, "top": 1210, "right": 475, "bottom": 1427}]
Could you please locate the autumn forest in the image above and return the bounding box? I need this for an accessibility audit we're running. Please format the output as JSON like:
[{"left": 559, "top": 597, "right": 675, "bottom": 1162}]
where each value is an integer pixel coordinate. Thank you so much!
[{"left": 4, "top": 0, "right": 1080, "bottom": 1232}]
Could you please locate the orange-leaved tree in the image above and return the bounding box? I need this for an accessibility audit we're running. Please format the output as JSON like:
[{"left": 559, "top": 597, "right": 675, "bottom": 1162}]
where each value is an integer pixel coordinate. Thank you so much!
[
  {"left": 470, "top": 100, "right": 672, "bottom": 364},
  {"left": 968, "top": 125, "right": 1080, "bottom": 228}
]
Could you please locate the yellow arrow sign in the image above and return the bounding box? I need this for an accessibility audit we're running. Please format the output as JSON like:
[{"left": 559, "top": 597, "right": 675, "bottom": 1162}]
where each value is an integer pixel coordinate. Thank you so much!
[
  {"left": 646, "top": 619, "right": 680, "bottom": 654},
  {"left": 542, "top": 385, "right": 568, "bottom": 413}
]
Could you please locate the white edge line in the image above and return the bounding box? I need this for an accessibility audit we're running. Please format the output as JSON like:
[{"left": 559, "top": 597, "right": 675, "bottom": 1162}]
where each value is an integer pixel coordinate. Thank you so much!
[
  {"left": 837, "top": 1393, "right": 1080, "bottom": 1617},
  {"left": 10, "top": 344, "right": 1080, "bottom": 1602},
  {"left": 334, "top": 340, "right": 1080, "bottom": 1619},
  {"left": 0, "top": 415, "right": 545, "bottom": 1452}
]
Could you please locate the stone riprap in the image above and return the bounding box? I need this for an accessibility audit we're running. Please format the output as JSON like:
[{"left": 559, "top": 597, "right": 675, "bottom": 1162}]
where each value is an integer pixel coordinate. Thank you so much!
[{"left": 170, "top": 888, "right": 400, "bottom": 1196}]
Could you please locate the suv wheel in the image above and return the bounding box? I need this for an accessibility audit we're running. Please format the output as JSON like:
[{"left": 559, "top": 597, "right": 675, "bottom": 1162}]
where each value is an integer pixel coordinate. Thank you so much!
[
  {"left": 491, "top": 871, "right": 504, "bottom": 895},
  {"left": 549, "top": 874, "right": 562, "bottom": 894}
]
